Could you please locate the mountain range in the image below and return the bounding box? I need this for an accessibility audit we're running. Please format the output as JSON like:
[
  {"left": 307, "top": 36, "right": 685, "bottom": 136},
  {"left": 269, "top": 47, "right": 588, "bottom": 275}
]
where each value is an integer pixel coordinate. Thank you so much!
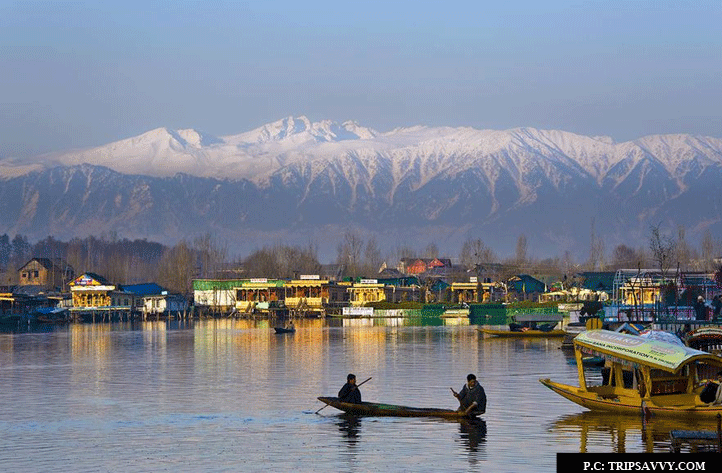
[{"left": 1, "top": 116, "right": 721, "bottom": 262}]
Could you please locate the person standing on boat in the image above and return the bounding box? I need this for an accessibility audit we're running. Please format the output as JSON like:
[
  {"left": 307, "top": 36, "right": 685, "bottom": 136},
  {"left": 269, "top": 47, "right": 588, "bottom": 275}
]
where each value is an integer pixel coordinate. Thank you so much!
[
  {"left": 338, "top": 373, "right": 362, "bottom": 404},
  {"left": 694, "top": 296, "right": 707, "bottom": 321},
  {"left": 451, "top": 374, "right": 486, "bottom": 415}
]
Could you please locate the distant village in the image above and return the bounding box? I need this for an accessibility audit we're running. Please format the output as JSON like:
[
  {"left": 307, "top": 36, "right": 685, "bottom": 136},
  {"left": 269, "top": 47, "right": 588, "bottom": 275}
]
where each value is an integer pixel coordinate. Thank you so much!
[{"left": 2, "top": 255, "right": 721, "bottom": 323}]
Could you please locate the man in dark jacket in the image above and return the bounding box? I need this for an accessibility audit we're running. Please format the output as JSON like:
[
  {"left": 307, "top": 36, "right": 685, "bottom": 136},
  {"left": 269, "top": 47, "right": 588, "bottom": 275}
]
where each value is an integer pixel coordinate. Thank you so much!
[
  {"left": 338, "top": 373, "right": 362, "bottom": 403},
  {"left": 451, "top": 373, "right": 487, "bottom": 415},
  {"left": 694, "top": 296, "right": 707, "bottom": 321}
]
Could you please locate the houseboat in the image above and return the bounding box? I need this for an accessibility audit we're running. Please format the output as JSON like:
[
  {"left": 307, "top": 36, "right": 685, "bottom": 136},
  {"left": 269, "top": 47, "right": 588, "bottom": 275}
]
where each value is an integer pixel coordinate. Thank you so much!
[{"left": 540, "top": 330, "right": 722, "bottom": 418}]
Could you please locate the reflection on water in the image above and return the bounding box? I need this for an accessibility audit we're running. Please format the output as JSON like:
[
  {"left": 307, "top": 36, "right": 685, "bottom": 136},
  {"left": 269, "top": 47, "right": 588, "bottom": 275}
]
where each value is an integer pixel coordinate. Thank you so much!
[
  {"left": 1, "top": 318, "right": 712, "bottom": 471},
  {"left": 458, "top": 418, "right": 487, "bottom": 455},
  {"left": 337, "top": 414, "right": 362, "bottom": 442},
  {"left": 551, "top": 411, "right": 720, "bottom": 453}
]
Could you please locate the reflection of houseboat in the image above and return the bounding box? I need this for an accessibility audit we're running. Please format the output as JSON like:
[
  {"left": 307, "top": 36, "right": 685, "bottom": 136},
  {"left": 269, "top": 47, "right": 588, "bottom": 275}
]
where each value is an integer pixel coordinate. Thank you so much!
[{"left": 541, "top": 330, "right": 722, "bottom": 418}]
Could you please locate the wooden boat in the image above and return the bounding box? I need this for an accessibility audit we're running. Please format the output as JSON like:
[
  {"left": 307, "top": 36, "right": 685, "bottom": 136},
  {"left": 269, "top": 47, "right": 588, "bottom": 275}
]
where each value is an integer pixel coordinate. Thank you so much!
[
  {"left": 540, "top": 329, "right": 722, "bottom": 418},
  {"left": 273, "top": 326, "right": 295, "bottom": 334},
  {"left": 317, "top": 397, "right": 479, "bottom": 419},
  {"left": 479, "top": 313, "right": 565, "bottom": 337}
]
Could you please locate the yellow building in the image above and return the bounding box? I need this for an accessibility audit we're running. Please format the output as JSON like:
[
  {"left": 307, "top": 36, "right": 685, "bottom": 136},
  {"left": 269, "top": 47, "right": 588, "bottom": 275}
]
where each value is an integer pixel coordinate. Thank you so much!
[
  {"left": 284, "top": 276, "right": 348, "bottom": 316},
  {"left": 450, "top": 278, "right": 499, "bottom": 303},
  {"left": 234, "top": 279, "right": 286, "bottom": 315},
  {"left": 70, "top": 273, "right": 115, "bottom": 309},
  {"left": 619, "top": 276, "right": 662, "bottom": 306},
  {"left": 347, "top": 279, "right": 421, "bottom": 306}
]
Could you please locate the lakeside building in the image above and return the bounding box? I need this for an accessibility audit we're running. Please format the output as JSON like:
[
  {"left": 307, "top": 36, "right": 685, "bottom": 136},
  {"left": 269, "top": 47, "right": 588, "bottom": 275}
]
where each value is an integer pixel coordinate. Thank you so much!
[
  {"left": 284, "top": 276, "right": 349, "bottom": 317},
  {"left": 69, "top": 272, "right": 138, "bottom": 321},
  {"left": 18, "top": 258, "right": 75, "bottom": 291},
  {"left": 450, "top": 277, "right": 504, "bottom": 303},
  {"left": 234, "top": 278, "right": 286, "bottom": 316},
  {"left": 193, "top": 279, "right": 244, "bottom": 315},
  {"left": 142, "top": 292, "right": 189, "bottom": 318},
  {"left": 397, "top": 258, "right": 452, "bottom": 275},
  {"left": 347, "top": 278, "right": 422, "bottom": 306}
]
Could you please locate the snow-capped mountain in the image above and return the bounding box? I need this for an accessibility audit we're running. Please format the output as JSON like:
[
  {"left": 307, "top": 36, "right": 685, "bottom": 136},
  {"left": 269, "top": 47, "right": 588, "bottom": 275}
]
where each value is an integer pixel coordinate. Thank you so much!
[{"left": 1, "top": 116, "right": 721, "bottom": 260}]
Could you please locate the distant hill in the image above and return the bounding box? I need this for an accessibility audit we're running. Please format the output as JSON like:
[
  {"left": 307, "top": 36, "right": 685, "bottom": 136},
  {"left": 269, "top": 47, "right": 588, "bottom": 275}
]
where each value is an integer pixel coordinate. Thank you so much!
[{"left": 1, "top": 116, "right": 721, "bottom": 261}]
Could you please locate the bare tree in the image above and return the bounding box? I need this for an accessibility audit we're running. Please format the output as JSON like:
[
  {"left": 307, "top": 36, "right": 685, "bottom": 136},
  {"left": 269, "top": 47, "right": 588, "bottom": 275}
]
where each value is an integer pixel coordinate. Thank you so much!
[
  {"left": 363, "top": 237, "right": 383, "bottom": 274},
  {"left": 675, "top": 225, "right": 690, "bottom": 270},
  {"left": 587, "top": 218, "right": 605, "bottom": 270},
  {"left": 459, "top": 238, "right": 496, "bottom": 268},
  {"left": 700, "top": 229, "right": 720, "bottom": 272},
  {"left": 515, "top": 234, "right": 528, "bottom": 266},
  {"left": 156, "top": 240, "right": 195, "bottom": 294},
  {"left": 649, "top": 224, "right": 675, "bottom": 279},
  {"left": 423, "top": 242, "right": 439, "bottom": 259},
  {"left": 336, "top": 230, "right": 365, "bottom": 277},
  {"left": 611, "top": 244, "right": 643, "bottom": 270}
]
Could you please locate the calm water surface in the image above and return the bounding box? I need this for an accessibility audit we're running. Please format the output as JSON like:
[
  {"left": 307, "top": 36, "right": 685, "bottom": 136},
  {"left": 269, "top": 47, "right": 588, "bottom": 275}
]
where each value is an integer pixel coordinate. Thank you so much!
[{"left": 0, "top": 318, "right": 715, "bottom": 472}]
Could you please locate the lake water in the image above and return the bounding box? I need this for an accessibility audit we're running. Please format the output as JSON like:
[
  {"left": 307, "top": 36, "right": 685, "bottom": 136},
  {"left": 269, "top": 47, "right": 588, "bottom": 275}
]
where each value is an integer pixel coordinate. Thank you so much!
[{"left": 0, "top": 318, "right": 716, "bottom": 472}]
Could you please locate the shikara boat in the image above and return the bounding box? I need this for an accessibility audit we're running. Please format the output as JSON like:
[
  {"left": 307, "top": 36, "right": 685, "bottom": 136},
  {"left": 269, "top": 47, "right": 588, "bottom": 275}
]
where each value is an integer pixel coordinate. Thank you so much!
[
  {"left": 273, "top": 326, "right": 295, "bottom": 334},
  {"left": 540, "top": 329, "right": 722, "bottom": 418},
  {"left": 478, "top": 313, "right": 566, "bottom": 337},
  {"left": 317, "top": 397, "right": 479, "bottom": 419}
]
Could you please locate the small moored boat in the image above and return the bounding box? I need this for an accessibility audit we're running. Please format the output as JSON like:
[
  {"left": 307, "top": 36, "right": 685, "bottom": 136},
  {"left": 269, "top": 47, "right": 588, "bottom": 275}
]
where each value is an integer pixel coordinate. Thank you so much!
[
  {"left": 316, "top": 397, "right": 479, "bottom": 419},
  {"left": 540, "top": 329, "right": 722, "bottom": 418},
  {"left": 479, "top": 313, "right": 565, "bottom": 337},
  {"left": 274, "top": 326, "right": 295, "bottom": 334}
]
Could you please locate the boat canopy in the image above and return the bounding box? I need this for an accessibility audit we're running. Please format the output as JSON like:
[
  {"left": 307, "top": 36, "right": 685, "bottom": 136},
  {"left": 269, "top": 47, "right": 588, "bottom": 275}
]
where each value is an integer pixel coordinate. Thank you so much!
[
  {"left": 575, "top": 330, "right": 722, "bottom": 374},
  {"left": 686, "top": 327, "right": 722, "bottom": 342},
  {"left": 513, "top": 313, "right": 563, "bottom": 323}
]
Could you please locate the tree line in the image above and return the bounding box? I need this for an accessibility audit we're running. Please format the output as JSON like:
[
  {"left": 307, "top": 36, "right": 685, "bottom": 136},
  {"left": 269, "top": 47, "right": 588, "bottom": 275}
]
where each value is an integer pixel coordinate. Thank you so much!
[{"left": 1, "top": 223, "right": 720, "bottom": 295}]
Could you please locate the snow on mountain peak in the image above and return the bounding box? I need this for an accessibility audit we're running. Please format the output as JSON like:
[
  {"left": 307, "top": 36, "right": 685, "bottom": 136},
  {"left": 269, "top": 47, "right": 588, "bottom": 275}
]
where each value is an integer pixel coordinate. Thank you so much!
[{"left": 4, "top": 118, "right": 722, "bottom": 187}]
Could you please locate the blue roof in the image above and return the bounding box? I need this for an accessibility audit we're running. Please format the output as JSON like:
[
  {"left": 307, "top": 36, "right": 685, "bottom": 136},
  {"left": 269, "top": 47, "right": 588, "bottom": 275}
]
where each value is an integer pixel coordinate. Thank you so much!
[{"left": 122, "top": 283, "right": 165, "bottom": 296}]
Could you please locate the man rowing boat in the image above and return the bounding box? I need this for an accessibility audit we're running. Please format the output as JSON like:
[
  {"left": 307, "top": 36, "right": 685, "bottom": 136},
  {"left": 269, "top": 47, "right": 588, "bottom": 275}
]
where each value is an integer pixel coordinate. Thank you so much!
[
  {"left": 338, "top": 373, "right": 362, "bottom": 404},
  {"left": 451, "top": 373, "right": 487, "bottom": 415}
]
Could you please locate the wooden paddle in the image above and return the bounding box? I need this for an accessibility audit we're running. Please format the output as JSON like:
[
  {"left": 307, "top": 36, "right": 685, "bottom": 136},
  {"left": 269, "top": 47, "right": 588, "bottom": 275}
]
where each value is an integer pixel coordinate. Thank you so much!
[{"left": 315, "top": 377, "right": 372, "bottom": 414}]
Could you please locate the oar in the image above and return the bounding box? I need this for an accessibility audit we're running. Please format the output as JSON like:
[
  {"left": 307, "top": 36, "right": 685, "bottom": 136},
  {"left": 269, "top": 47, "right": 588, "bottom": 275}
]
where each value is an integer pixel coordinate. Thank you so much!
[{"left": 315, "top": 377, "right": 372, "bottom": 414}]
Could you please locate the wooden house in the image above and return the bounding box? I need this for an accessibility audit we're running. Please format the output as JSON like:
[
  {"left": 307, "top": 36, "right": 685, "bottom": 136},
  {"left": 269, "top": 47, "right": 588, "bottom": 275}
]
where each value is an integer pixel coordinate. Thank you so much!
[
  {"left": 234, "top": 278, "right": 286, "bottom": 315},
  {"left": 69, "top": 272, "right": 138, "bottom": 320},
  {"left": 347, "top": 278, "right": 422, "bottom": 306},
  {"left": 69, "top": 273, "right": 115, "bottom": 309},
  {"left": 18, "top": 258, "right": 74, "bottom": 290},
  {"left": 507, "top": 274, "right": 547, "bottom": 302},
  {"left": 193, "top": 279, "right": 246, "bottom": 314},
  {"left": 398, "top": 258, "right": 452, "bottom": 275},
  {"left": 143, "top": 292, "right": 189, "bottom": 318},
  {"left": 450, "top": 277, "right": 502, "bottom": 303},
  {"left": 284, "top": 275, "right": 348, "bottom": 317}
]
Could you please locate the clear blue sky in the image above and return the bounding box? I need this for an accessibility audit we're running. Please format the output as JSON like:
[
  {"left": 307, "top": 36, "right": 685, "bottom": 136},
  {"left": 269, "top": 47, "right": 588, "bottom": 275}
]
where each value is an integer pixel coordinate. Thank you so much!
[{"left": 1, "top": 0, "right": 721, "bottom": 157}]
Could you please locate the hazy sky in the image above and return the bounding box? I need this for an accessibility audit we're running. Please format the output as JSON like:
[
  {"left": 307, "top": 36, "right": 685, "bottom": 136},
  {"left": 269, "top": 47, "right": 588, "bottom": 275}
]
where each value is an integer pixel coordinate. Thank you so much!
[{"left": 1, "top": 0, "right": 721, "bottom": 158}]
